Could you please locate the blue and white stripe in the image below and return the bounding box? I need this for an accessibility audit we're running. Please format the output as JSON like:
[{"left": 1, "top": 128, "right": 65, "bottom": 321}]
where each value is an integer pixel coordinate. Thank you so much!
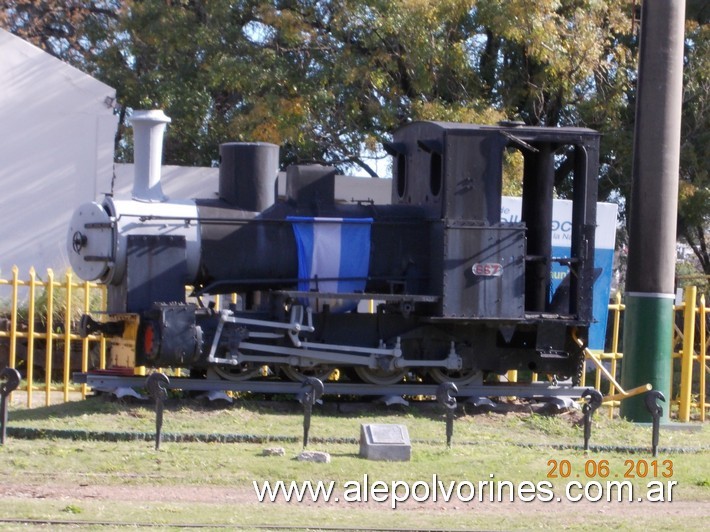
[{"left": 289, "top": 217, "right": 373, "bottom": 294}]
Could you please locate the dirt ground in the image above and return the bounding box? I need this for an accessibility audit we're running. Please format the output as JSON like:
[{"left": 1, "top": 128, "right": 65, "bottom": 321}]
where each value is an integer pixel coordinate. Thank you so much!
[{"left": 1, "top": 479, "right": 708, "bottom": 518}]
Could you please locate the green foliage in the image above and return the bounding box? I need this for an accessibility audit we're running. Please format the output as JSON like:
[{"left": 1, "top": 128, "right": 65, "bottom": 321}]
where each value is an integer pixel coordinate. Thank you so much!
[
  {"left": 675, "top": 261, "right": 710, "bottom": 298},
  {"left": 1, "top": 1, "right": 636, "bottom": 179},
  {"left": 677, "top": 20, "right": 710, "bottom": 274},
  {"left": 0, "top": 1, "right": 122, "bottom": 64}
]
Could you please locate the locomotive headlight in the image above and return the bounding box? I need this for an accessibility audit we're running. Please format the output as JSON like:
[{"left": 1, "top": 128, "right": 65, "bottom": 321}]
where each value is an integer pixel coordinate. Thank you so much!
[{"left": 67, "top": 201, "right": 114, "bottom": 281}]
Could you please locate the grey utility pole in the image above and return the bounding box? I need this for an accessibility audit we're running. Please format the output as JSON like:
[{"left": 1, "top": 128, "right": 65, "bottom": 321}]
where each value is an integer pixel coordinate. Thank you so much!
[{"left": 620, "top": 0, "right": 687, "bottom": 422}]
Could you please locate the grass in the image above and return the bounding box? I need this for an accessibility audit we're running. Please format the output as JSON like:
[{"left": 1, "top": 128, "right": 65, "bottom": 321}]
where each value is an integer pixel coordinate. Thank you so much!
[
  {"left": 8, "top": 394, "right": 710, "bottom": 448},
  {"left": 1, "top": 395, "right": 709, "bottom": 530}
]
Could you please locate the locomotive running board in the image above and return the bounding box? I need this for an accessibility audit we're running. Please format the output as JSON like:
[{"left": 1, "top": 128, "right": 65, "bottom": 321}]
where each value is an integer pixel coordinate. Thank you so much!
[
  {"left": 74, "top": 373, "right": 589, "bottom": 399},
  {"left": 272, "top": 291, "right": 440, "bottom": 303}
]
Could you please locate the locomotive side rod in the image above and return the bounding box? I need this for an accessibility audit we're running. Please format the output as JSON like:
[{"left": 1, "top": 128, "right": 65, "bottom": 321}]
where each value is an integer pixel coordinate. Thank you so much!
[
  {"left": 74, "top": 373, "right": 589, "bottom": 399},
  {"left": 207, "top": 306, "right": 462, "bottom": 370},
  {"left": 232, "top": 341, "right": 463, "bottom": 371}
]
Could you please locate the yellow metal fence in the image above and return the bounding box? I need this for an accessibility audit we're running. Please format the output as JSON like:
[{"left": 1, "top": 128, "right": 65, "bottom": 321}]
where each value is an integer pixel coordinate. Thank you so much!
[
  {"left": 0, "top": 266, "right": 107, "bottom": 406},
  {"left": 562, "top": 288, "right": 708, "bottom": 421},
  {"left": 1, "top": 266, "right": 709, "bottom": 420}
]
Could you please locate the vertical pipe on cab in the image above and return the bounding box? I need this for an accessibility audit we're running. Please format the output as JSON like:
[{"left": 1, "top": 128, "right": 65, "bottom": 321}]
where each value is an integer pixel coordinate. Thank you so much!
[{"left": 522, "top": 144, "right": 554, "bottom": 312}]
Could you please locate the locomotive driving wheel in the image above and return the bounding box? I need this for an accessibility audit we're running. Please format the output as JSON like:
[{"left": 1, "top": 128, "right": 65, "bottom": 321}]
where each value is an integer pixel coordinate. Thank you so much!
[
  {"left": 428, "top": 367, "right": 482, "bottom": 386},
  {"left": 211, "top": 362, "right": 264, "bottom": 382},
  {"left": 280, "top": 364, "right": 336, "bottom": 382},
  {"left": 354, "top": 366, "right": 407, "bottom": 385}
]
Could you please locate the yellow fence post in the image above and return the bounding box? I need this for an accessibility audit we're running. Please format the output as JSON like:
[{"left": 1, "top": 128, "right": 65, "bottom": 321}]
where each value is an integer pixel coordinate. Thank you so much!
[
  {"left": 670, "top": 300, "right": 684, "bottom": 410},
  {"left": 611, "top": 292, "right": 621, "bottom": 414},
  {"left": 9, "top": 266, "right": 19, "bottom": 372},
  {"left": 45, "top": 269, "right": 55, "bottom": 407},
  {"left": 679, "top": 286, "right": 697, "bottom": 422},
  {"left": 26, "top": 267, "right": 36, "bottom": 408},
  {"left": 699, "top": 294, "right": 706, "bottom": 422},
  {"left": 99, "top": 284, "right": 107, "bottom": 370},
  {"left": 606, "top": 291, "right": 624, "bottom": 417},
  {"left": 63, "top": 269, "right": 73, "bottom": 403},
  {"left": 81, "top": 278, "right": 91, "bottom": 399},
  {"left": 100, "top": 335, "right": 107, "bottom": 370}
]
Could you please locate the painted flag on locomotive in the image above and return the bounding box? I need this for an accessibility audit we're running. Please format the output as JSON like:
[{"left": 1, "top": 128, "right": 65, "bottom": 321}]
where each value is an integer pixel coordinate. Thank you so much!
[{"left": 288, "top": 217, "right": 373, "bottom": 294}]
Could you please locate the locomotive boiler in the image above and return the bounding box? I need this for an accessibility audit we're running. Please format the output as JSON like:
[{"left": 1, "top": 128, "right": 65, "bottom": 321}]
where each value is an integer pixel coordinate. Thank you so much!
[{"left": 68, "top": 110, "right": 600, "bottom": 386}]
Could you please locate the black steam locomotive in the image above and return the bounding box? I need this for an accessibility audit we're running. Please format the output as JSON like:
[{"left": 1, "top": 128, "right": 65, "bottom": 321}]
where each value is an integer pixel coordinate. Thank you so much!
[{"left": 68, "top": 113, "right": 599, "bottom": 386}]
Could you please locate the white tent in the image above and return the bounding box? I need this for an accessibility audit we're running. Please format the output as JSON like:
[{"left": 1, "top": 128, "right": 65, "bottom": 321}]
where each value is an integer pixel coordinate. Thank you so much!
[{"left": 0, "top": 28, "right": 118, "bottom": 278}]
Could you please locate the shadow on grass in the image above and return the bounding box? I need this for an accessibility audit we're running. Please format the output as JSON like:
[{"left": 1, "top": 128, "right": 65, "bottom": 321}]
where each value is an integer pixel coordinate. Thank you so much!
[
  {"left": 8, "top": 390, "right": 572, "bottom": 428},
  {"left": 8, "top": 394, "right": 131, "bottom": 422}
]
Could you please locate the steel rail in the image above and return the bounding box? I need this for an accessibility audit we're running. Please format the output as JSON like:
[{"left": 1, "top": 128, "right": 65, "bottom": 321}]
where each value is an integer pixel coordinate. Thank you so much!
[{"left": 73, "top": 373, "right": 588, "bottom": 398}]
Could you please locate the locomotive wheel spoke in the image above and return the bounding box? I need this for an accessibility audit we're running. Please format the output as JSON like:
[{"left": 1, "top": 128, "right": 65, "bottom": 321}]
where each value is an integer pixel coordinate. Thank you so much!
[
  {"left": 280, "top": 365, "right": 335, "bottom": 383},
  {"left": 354, "top": 366, "right": 407, "bottom": 385},
  {"left": 428, "top": 367, "right": 482, "bottom": 385}
]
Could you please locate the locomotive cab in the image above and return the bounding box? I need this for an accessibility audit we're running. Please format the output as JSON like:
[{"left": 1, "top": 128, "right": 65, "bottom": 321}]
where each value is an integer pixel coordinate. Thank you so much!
[{"left": 384, "top": 121, "right": 599, "bottom": 380}]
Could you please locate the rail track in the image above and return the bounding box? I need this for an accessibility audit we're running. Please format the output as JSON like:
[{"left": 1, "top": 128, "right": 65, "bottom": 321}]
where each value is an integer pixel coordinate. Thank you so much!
[{"left": 73, "top": 372, "right": 590, "bottom": 401}]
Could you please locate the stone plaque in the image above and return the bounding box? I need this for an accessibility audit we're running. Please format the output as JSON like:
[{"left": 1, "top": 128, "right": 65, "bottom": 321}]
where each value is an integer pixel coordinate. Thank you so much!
[
  {"left": 369, "top": 424, "right": 406, "bottom": 444},
  {"left": 359, "top": 423, "right": 411, "bottom": 461}
]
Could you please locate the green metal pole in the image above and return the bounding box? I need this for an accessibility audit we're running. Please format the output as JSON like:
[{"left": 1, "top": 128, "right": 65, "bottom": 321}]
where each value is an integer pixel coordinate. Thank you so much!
[
  {"left": 620, "top": 0, "right": 685, "bottom": 421},
  {"left": 620, "top": 294, "right": 674, "bottom": 422}
]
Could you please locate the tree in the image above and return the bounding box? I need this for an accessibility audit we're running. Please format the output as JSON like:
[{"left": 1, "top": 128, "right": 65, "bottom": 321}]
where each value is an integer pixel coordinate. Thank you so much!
[
  {"left": 474, "top": 0, "right": 637, "bottom": 205},
  {"left": 1, "top": 0, "right": 637, "bottom": 193},
  {"left": 677, "top": 19, "right": 710, "bottom": 275},
  {"left": 49, "top": 0, "right": 505, "bottom": 172},
  {"left": 0, "top": 1, "right": 121, "bottom": 65}
]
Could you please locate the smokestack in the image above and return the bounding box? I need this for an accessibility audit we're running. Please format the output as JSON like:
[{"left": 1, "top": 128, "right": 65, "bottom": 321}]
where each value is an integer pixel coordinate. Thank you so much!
[
  {"left": 130, "top": 109, "right": 171, "bottom": 202},
  {"left": 219, "top": 142, "right": 279, "bottom": 211}
]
